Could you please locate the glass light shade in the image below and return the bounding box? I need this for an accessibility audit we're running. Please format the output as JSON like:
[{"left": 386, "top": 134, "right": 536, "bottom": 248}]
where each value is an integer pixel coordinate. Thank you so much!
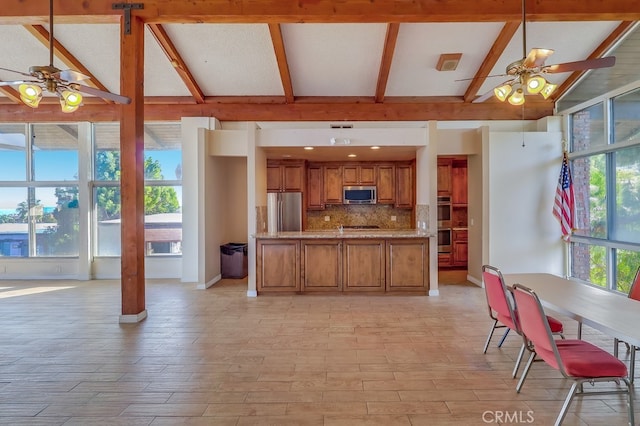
[
  {"left": 526, "top": 75, "right": 546, "bottom": 94},
  {"left": 494, "top": 84, "right": 513, "bottom": 102},
  {"left": 60, "top": 90, "right": 83, "bottom": 113},
  {"left": 508, "top": 88, "right": 525, "bottom": 106},
  {"left": 18, "top": 84, "right": 42, "bottom": 108},
  {"left": 540, "top": 82, "right": 558, "bottom": 99}
]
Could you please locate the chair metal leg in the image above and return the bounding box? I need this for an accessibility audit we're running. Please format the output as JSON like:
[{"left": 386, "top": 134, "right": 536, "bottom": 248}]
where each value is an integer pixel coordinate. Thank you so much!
[
  {"left": 622, "top": 377, "right": 635, "bottom": 426},
  {"left": 516, "top": 352, "right": 536, "bottom": 393},
  {"left": 483, "top": 320, "right": 498, "bottom": 354},
  {"left": 630, "top": 346, "right": 636, "bottom": 384},
  {"left": 614, "top": 337, "right": 620, "bottom": 358},
  {"left": 512, "top": 343, "right": 526, "bottom": 378},
  {"left": 497, "top": 328, "right": 510, "bottom": 348},
  {"left": 577, "top": 322, "right": 582, "bottom": 339},
  {"left": 555, "top": 381, "right": 580, "bottom": 426}
]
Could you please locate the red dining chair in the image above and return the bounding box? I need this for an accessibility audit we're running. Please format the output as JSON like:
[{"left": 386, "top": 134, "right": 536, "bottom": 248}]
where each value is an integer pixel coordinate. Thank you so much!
[
  {"left": 613, "top": 266, "right": 640, "bottom": 384},
  {"left": 481, "top": 265, "right": 564, "bottom": 378},
  {"left": 512, "top": 283, "right": 634, "bottom": 426}
]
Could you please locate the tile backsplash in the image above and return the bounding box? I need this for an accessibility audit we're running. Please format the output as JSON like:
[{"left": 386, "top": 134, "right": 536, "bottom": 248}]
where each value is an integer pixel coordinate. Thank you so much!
[{"left": 307, "top": 204, "right": 413, "bottom": 230}]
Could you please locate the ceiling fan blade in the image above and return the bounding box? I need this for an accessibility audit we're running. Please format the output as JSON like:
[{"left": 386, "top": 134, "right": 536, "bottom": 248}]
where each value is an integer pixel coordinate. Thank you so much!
[
  {"left": 0, "top": 66, "right": 34, "bottom": 78},
  {"left": 522, "top": 48, "right": 555, "bottom": 68},
  {"left": 0, "top": 80, "right": 34, "bottom": 87},
  {"left": 57, "top": 69, "right": 90, "bottom": 82},
  {"left": 544, "top": 56, "right": 616, "bottom": 73},
  {"left": 455, "top": 73, "right": 508, "bottom": 82},
  {"left": 72, "top": 84, "right": 131, "bottom": 104}
]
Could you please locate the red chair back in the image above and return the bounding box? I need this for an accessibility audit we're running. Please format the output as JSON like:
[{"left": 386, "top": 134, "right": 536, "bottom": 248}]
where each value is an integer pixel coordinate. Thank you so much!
[
  {"left": 628, "top": 267, "right": 640, "bottom": 302},
  {"left": 482, "top": 265, "right": 516, "bottom": 330},
  {"left": 511, "top": 284, "right": 561, "bottom": 370}
]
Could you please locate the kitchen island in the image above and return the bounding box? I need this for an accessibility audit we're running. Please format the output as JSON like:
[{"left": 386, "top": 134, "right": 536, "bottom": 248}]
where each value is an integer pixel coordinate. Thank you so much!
[{"left": 254, "top": 230, "right": 432, "bottom": 294}]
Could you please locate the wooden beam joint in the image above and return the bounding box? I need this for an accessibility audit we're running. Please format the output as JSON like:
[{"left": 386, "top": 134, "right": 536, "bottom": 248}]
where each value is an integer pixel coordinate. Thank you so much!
[{"left": 112, "top": 3, "right": 144, "bottom": 34}]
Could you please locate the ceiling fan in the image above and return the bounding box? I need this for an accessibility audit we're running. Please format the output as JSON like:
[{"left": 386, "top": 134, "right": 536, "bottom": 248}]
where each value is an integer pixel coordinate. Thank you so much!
[
  {"left": 0, "top": 0, "right": 130, "bottom": 112},
  {"left": 472, "top": 0, "right": 616, "bottom": 105}
]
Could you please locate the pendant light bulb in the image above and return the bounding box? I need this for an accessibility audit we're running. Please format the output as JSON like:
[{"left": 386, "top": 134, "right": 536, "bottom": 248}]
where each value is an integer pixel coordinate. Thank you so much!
[
  {"left": 18, "top": 84, "right": 43, "bottom": 108},
  {"left": 526, "top": 75, "right": 546, "bottom": 94},
  {"left": 508, "top": 88, "right": 525, "bottom": 106},
  {"left": 494, "top": 83, "right": 513, "bottom": 102}
]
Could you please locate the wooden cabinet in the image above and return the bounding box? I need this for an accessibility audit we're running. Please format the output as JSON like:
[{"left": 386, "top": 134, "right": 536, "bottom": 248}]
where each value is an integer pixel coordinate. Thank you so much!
[
  {"left": 302, "top": 240, "right": 342, "bottom": 291},
  {"left": 451, "top": 159, "right": 468, "bottom": 205},
  {"left": 306, "top": 165, "right": 324, "bottom": 210},
  {"left": 267, "top": 161, "right": 304, "bottom": 192},
  {"left": 343, "top": 164, "right": 376, "bottom": 185},
  {"left": 395, "top": 162, "right": 414, "bottom": 209},
  {"left": 438, "top": 252, "right": 452, "bottom": 267},
  {"left": 386, "top": 239, "right": 428, "bottom": 291},
  {"left": 452, "top": 229, "right": 468, "bottom": 266},
  {"left": 257, "top": 240, "right": 300, "bottom": 292},
  {"left": 323, "top": 165, "right": 343, "bottom": 204},
  {"left": 376, "top": 164, "right": 395, "bottom": 204},
  {"left": 437, "top": 158, "right": 452, "bottom": 196},
  {"left": 342, "top": 239, "right": 385, "bottom": 292}
]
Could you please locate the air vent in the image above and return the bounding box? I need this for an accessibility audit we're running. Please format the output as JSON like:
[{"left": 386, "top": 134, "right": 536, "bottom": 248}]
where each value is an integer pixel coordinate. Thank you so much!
[{"left": 330, "top": 124, "right": 353, "bottom": 129}]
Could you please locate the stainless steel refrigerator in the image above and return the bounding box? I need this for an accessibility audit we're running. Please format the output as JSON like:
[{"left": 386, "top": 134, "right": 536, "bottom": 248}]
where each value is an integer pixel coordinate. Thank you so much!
[{"left": 267, "top": 192, "right": 302, "bottom": 232}]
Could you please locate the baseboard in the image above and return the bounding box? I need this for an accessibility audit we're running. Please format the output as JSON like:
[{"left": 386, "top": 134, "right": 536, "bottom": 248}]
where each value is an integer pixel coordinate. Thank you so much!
[
  {"left": 119, "top": 310, "right": 148, "bottom": 323},
  {"left": 197, "top": 274, "right": 221, "bottom": 290},
  {"left": 467, "top": 274, "right": 482, "bottom": 287}
]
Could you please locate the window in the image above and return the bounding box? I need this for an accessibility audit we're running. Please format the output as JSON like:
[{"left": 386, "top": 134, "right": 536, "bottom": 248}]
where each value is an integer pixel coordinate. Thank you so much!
[
  {"left": 92, "top": 122, "right": 182, "bottom": 257},
  {"left": 568, "top": 86, "right": 640, "bottom": 293},
  {"left": 0, "top": 124, "right": 79, "bottom": 257}
]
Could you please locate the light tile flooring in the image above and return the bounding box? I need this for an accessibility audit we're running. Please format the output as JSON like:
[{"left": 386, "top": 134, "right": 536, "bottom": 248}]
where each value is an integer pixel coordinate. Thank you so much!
[{"left": 0, "top": 277, "right": 637, "bottom": 425}]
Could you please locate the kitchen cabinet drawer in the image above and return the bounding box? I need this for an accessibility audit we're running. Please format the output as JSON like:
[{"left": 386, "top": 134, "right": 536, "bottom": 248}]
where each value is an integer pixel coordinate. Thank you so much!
[{"left": 453, "top": 229, "right": 468, "bottom": 241}]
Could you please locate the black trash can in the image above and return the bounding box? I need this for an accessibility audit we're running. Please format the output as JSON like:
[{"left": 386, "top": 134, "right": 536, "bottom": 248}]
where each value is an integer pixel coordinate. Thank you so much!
[{"left": 221, "top": 242, "right": 248, "bottom": 279}]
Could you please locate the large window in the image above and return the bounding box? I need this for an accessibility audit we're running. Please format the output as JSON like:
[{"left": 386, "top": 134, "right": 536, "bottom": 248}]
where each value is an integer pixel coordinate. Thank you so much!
[
  {"left": 93, "top": 122, "right": 182, "bottom": 257},
  {"left": 0, "top": 124, "right": 79, "bottom": 257},
  {"left": 569, "top": 87, "right": 640, "bottom": 294}
]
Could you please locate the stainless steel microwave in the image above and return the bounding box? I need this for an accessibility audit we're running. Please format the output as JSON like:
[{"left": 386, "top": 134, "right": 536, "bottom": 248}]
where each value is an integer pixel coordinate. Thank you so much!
[{"left": 343, "top": 186, "right": 377, "bottom": 204}]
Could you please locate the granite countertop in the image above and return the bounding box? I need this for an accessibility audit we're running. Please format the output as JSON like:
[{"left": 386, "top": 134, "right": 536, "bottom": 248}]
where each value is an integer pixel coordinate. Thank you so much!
[{"left": 254, "top": 229, "right": 436, "bottom": 239}]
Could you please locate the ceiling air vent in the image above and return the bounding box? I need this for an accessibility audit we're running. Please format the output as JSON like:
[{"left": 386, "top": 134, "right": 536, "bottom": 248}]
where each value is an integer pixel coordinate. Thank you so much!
[{"left": 330, "top": 124, "right": 353, "bottom": 129}]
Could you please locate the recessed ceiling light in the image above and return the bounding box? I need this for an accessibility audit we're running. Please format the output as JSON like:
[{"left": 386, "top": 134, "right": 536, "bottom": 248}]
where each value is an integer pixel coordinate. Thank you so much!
[
  {"left": 370, "top": 146, "right": 380, "bottom": 150},
  {"left": 304, "top": 146, "right": 314, "bottom": 150},
  {"left": 282, "top": 154, "right": 292, "bottom": 158},
  {"left": 348, "top": 154, "right": 357, "bottom": 158}
]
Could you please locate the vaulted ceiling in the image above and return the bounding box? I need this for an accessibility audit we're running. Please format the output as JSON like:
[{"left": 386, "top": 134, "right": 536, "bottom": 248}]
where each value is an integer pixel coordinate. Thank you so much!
[{"left": 0, "top": 0, "right": 639, "bottom": 123}]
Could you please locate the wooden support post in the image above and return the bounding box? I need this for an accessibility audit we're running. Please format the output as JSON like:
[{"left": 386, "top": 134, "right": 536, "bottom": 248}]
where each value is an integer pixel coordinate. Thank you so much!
[{"left": 119, "top": 11, "right": 146, "bottom": 323}]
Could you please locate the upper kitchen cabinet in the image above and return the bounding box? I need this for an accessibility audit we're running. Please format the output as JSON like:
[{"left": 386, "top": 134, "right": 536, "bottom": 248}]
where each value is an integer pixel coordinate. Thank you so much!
[
  {"left": 437, "top": 158, "right": 452, "bottom": 196},
  {"left": 451, "top": 159, "right": 468, "bottom": 205},
  {"left": 376, "top": 164, "right": 395, "bottom": 204},
  {"left": 343, "top": 164, "right": 376, "bottom": 186},
  {"left": 323, "top": 164, "right": 343, "bottom": 204},
  {"left": 395, "top": 161, "right": 414, "bottom": 209},
  {"left": 267, "top": 160, "right": 305, "bottom": 192},
  {"left": 306, "top": 164, "right": 324, "bottom": 210}
]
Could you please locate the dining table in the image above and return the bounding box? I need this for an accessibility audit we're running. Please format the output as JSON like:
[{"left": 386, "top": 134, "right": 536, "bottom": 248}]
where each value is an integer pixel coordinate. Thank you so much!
[{"left": 503, "top": 273, "right": 640, "bottom": 348}]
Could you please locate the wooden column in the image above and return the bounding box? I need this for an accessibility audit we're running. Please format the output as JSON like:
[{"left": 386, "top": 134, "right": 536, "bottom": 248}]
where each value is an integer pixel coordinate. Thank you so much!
[{"left": 119, "top": 12, "right": 146, "bottom": 322}]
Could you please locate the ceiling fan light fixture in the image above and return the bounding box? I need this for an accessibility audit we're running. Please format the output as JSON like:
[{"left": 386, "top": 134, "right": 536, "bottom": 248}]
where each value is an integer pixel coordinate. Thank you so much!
[
  {"left": 526, "top": 75, "right": 546, "bottom": 94},
  {"left": 508, "top": 88, "right": 525, "bottom": 106},
  {"left": 59, "top": 90, "right": 83, "bottom": 113},
  {"left": 18, "top": 83, "right": 43, "bottom": 107},
  {"left": 494, "top": 83, "right": 513, "bottom": 102},
  {"left": 540, "top": 82, "right": 558, "bottom": 99}
]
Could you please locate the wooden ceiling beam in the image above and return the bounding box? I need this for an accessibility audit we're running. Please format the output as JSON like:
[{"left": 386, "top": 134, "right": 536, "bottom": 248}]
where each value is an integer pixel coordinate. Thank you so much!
[
  {"left": 23, "top": 24, "right": 112, "bottom": 103},
  {"left": 0, "top": 97, "right": 554, "bottom": 122},
  {"left": 147, "top": 23, "right": 205, "bottom": 104},
  {"left": 268, "top": 23, "right": 295, "bottom": 104},
  {"left": 375, "top": 23, "right": 400, "bottom": 103},
  {"left": 463, "top": 21, "right": 520, "bottom": 103},
  {"left": 0, "top": 85, "right": 22, "bottom": 104},
  {"left": 2, "top": 1, "right": 640, "bottom": 24}
]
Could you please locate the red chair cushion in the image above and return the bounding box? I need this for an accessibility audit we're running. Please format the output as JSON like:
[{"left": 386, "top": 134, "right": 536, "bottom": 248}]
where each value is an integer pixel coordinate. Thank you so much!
[
  {"left": 545, "top": 315, "right": 564, "bottom": 333},
  {"left": 556, "top": 340, "right": 628, "bottom": 378}
]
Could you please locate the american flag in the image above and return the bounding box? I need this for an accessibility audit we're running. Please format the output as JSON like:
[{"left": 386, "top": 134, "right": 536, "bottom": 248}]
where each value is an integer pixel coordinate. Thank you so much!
[{"left": 553, "top": 152, "right": 575, "bottom": 241}]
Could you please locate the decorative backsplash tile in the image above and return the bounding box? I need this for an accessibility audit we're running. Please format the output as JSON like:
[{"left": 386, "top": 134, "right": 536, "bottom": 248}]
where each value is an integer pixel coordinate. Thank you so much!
[
  {"left": 415, "top": 204, "right": 429, "bottom": 231},
  {"left": 307, "top": 204, "right": 412, "bottom": 230}
]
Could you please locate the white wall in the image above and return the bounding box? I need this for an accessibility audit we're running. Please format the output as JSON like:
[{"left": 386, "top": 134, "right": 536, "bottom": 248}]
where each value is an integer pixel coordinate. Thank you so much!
[{"left": 485, "top": 130, "right": 564, "bottom": 275}]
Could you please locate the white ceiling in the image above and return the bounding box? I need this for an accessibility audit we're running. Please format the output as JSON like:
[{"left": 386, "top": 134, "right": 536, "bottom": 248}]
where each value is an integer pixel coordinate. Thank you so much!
[{"left": 0, "top": 4, "right": 639, "bottom": 123}]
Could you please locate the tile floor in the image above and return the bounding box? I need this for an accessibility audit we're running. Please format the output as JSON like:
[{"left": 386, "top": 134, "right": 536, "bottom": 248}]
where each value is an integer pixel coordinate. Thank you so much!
[{"left": 0, "top": 277, "right": 637, "bottom": 425}]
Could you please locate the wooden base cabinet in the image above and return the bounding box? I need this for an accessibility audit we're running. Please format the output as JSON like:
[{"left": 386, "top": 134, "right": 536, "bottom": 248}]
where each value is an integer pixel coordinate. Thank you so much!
[
  {"left": 302, "top": 240, "right": 342, "bottom": 291},
  {"left": 386, "top": 239, "right": 428, "bottom": 291},
  {"left": 257, "top": 240, "right": 300, "bottom": 292},
  {"left": 342, "top": 239, "right": 385, "bottom": 292}
]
